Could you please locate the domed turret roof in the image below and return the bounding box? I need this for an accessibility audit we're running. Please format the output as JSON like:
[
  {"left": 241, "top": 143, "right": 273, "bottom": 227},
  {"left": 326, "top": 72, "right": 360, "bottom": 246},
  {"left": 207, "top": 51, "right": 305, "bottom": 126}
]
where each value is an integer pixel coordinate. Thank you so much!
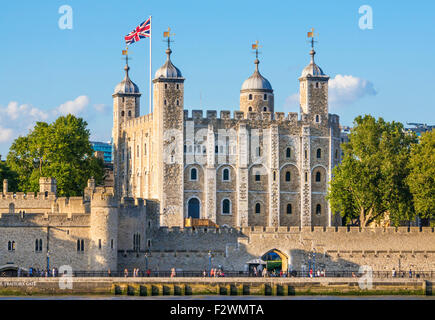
[
  {"left": 301, "top": 49, "right": 327, "bottom": 77},
  {"left": 114, "top": 64, "right": 140, "bottom": 94},
  {"left": 154, "top": 48, "right": 183, "bottom": 79},
  {"left": 241, "top": 59, "right": 272, "bottom": 91}
]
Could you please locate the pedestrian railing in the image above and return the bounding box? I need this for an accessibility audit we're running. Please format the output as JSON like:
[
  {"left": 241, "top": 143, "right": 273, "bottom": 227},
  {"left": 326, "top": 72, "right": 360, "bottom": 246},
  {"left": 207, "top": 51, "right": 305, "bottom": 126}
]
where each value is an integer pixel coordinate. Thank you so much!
[{"left": 4, "top": 270, "right": 435, "bottom": 279}]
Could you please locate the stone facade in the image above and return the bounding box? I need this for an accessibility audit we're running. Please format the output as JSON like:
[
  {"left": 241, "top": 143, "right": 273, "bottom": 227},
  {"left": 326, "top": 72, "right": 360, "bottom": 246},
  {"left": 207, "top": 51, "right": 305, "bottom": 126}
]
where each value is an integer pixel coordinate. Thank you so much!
[{"left": 2, "top": 42, "right": 434, "bottom": 274}]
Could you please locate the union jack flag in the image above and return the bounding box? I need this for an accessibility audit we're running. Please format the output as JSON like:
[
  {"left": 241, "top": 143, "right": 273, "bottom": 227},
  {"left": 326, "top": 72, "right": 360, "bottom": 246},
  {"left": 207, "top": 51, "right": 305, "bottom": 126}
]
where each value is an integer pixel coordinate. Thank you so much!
[{"left": 125, "top": 17, "right": 151, "bottom": 45}]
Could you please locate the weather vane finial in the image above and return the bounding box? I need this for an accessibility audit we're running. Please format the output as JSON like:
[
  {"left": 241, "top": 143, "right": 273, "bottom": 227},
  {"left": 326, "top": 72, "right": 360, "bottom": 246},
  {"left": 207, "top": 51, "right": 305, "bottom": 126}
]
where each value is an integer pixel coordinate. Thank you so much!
[
  {"left": 252, "top": 40, "right": 262, "bottom": 59},
  {"left": 163, "top": 27, "right": 175, "bottom": 49},
  {"left": 307, "top": 28, "right": 319, "bottom": 48}
]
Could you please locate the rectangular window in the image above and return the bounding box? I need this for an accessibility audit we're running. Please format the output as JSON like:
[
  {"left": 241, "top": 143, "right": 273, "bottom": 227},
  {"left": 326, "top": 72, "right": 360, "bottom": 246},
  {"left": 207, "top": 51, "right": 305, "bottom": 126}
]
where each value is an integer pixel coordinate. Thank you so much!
[
  {"left": 147, "top": 239, "right": 151, "bottom": 248},
  {"left": 111, "top": 239, "right": 114, "bottom": 250},
  {"left": 98, "top": 239, "right": 102, "bottom": 250}
]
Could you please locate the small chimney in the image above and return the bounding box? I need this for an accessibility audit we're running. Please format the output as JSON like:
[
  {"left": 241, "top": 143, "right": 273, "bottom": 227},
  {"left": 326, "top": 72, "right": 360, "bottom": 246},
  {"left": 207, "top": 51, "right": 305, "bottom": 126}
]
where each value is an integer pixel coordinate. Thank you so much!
[
  {"left": 87, "top": 177, "right": 96, "bottom": 189},
  {"left": 2, "top": 179, "right": 8, "bottom": 195}
]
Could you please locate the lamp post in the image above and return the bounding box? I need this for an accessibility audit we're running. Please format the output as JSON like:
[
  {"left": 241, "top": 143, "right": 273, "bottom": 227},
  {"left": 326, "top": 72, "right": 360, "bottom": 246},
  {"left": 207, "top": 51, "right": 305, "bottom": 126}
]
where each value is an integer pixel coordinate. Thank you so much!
[
  {"left": 145, "top": 251, "right": 151, "bottom": 271},
  {"left": 208, "top": 251, "right": 212, "bottom": 274},
  {"left": 46, "top": 250, "right": 50, "bottom": 273}
]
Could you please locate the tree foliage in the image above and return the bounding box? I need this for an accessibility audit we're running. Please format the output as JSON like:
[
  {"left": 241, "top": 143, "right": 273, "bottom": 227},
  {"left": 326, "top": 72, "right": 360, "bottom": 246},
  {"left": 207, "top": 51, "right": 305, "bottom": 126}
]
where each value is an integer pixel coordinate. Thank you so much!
[
  {"left": 327, "top": 115, "right": 417, "bottom": 227},
  {"left": 407, "top": 130, "right": 435, "bottom": 219},
  {"left": 6, "top": 115, "right": 104, "bottom": 197},
  {"left": 0, "top": 160, "right": 18, "bottom": 192}
]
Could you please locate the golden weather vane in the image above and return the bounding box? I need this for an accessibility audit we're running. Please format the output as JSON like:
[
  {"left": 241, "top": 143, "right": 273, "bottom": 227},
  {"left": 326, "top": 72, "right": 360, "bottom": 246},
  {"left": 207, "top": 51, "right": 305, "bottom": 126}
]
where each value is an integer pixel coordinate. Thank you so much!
[
  {"left": 252, "top": 40, "right": 262, "bottom": 59},
  {"left": 307, "top": 28, "right": 319, "bottom": 49},
  {"left": 163, "top": 27, "right": 175, "bottom": 49}
]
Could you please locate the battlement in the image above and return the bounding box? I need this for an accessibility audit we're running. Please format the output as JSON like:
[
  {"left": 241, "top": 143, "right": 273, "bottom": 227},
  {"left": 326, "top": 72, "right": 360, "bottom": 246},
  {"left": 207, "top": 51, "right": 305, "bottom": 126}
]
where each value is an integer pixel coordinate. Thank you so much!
[
  {"left": 119, "top": 196, "right": 146, "bottom": 208},
  {"left": 182, "top": 109, "right": 301, "bottom": 124},
  {"left": 123, "top": 113, "right": 153, "bottom": 128},
  {"left": 156, "top": 226, "right": 435, "bottom": 236}
]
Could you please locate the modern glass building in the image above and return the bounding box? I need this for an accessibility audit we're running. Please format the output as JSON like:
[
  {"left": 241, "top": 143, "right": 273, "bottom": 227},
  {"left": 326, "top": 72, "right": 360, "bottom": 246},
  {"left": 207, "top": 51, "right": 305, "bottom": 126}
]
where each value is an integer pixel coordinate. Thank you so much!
[{"left": 90, "top": 141, "right": 113, "bottom": 163}]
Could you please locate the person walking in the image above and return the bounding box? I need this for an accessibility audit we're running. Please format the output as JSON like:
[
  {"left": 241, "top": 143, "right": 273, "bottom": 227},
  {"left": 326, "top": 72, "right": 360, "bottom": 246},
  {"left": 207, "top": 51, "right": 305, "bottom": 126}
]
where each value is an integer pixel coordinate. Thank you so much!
[
  {"left": 147, "top": 269, "right": 151, "bottom": 277},
  {"left": 392, "top": 268, "right": 396, "bottom": 278},
  {"left": 170, "top": 267, "right": 176, "bottom": 278},
  {"left": 124, "top": 268, "right": 128, "bottom": 277}
]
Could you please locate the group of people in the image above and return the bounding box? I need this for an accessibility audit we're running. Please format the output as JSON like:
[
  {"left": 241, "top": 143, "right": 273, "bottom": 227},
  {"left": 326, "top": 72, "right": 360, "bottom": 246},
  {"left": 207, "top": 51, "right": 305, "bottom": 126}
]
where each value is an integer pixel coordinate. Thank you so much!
[
  {"left": 26, "top": 267, "right": 59, "bottom": 277},
  {"left": 202, "top": 267, "right": 225, "bottom": 277},
  {"left": 121, "top": 268, "right": 151, "bottom": 277}
]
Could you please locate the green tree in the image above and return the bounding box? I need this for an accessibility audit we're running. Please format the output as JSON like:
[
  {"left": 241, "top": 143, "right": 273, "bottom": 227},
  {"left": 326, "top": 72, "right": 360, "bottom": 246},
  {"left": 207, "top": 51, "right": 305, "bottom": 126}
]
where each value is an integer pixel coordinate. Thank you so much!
[
  {"left": 327, "top": 115, "right": 417, "bottom": 227},
  {"left": 407, "top": 130, "right": 435, "bottom": 220},
  {"left": 0, "top": 159, "right": 18, "bottom": 192},
  {"left": 7, "top": 114, "right": 104, "bottom": 196}
]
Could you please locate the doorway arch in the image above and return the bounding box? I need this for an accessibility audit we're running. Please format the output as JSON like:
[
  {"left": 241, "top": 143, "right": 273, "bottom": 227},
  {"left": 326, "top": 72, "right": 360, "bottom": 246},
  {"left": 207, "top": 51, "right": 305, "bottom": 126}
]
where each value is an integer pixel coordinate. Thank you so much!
[
  {"left": 187, "top": 197, "right": 200, "bottom": 219},
  {"left": 261, "top": 249, "right": 289, "bottom": 272}
]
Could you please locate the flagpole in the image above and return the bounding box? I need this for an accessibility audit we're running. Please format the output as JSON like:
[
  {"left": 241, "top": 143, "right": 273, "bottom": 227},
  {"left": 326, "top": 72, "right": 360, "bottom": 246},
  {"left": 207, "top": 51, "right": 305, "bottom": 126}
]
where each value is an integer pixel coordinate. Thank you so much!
[{"left": 149, "top": 15, "right": 152, "bottom": 114}]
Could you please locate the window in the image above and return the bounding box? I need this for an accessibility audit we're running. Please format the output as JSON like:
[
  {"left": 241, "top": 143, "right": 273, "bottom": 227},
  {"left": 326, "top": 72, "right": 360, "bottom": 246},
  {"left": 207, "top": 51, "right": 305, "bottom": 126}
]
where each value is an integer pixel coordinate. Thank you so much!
[
  {"left": 8, "top": 241, "right": 15, "bottom": 251},
  {"left": 255, "top": 203, "right": 261, "bottom": 214},
  {"left": 285, "top": 171, "right": 291, "bottom": 182},
  {"left": 111, "top": 239, "right": 114, "bottom": 250},
  {"left": 137, "top": 145, "right": 139, "bottom": 157},
  {"left": 121, "top": 111, "right": 125, "bottom": 117},
  {"left": 316, "top": 171, "right": 321, "bottom": 182},
  {"left": 256, "top": 147, "right": 261, "bottom": 156},
  {"left": 286, "top": 204, "right": 292, "bottom": 215},
  {"left": 255, "top": 171, "right": 261, "bottom": 182},
  {"left": 305, "top": 172, "right": 308, "bottom": 182},
  {"left": 190, "top": 168, "right": 198, "bottom": 181},
  {"left": 128, "top": 110, "right": 131, "bottom": 117},
  {"left": 176, "top": 99, "right": 179, "bottom": 106},
  {"left": 273, "top": 171, "right": 276, "bottom": 181},
  {"left": 263, "top": 94, "right": 268, "bottom": 101},
  {"left": 304, "top": 150, "right": 307, "bottom": 159},
  {"left": 286, "top": 147, "right": 291, "bottom": 158},
  {"left": 77, "top": 239, "right": 84, "bottom": 252},
  {"left": 176, "top": 84, "right": 179, "bottom": 90},
  {"left": 147, "top": 239, "right": 151, "bottom": 248},
  {"left": 98, "top": 239, "right": 102, "bottom": 250},
  {"left": 215, "top": 145, "right": 218, "bottom": 153},
  {"left": 248, "top": 106, "right": 252, "bottom": 112},
  {"left": 164, "top": 99, "right": 167, "bottom": 105},
  {"left": 133, "top": 233, "right": 140, "bottom": 251},
  {"left": 222, "top": 199, "right": 231, "bottom": 215},
  {"left": 222, "top": 168, "right": 230, "bottom": 181},
  {"left": 248, "top": 94, "right": 253, "bottom": 100},
  {"left": 316, "top": 82, "right": 319, "bottom": 88},
  {"left": 144, "top": 143, "right": 147, "bottom": 155},
  {"left": 35, "top": 239, "right": 43, "bottom": 252},
  {"left": 165, "top": 83, "right": 168, "bottom": 89},
  {"left": 316, "top": 204, "right": 322, "bottom": 215},
  {"left": 263, "top": 107, "right": 268, "bottom": 112},
  {"left": 315, "top": 114, "right": 320, "bottom": 123},
  {"left": 317, "top": 148, "right": 322, "bottom": 159}
]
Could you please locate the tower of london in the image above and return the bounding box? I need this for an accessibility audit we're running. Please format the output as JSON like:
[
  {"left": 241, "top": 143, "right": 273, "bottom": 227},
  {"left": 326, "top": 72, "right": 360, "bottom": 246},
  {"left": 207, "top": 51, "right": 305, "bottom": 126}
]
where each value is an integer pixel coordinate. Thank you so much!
[{"left": 2, "top": 40, "right": 435, "bottom": 275}]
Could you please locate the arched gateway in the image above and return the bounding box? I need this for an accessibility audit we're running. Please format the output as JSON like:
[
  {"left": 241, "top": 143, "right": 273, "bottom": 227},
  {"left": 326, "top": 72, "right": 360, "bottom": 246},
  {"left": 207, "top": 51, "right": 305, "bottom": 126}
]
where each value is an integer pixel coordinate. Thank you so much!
[{"left": 261, "top": 249, "right": 289, "bottom": 272}]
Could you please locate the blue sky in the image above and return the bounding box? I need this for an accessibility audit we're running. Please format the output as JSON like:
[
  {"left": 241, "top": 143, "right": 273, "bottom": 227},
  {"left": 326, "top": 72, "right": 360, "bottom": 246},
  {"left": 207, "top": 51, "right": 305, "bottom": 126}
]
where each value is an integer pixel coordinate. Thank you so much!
[{"left": 0, "top": 0, "right": 434, "bottom": 156}]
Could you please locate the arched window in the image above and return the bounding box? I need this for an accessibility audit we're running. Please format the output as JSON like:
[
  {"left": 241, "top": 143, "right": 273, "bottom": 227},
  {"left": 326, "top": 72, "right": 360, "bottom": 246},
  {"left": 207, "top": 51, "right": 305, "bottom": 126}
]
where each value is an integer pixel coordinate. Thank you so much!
[
  {"left": 176, "top": 84, "right": 179, "bottom": 90},
  {"left": 144, "top": 143, "right": 147, "bottom": 155},
  {"left": 81, "top": 239, "right": 84, "bottom": 251},
  {"left": 285, "top": 171, "right": 291, "bottom": 182},
  {"left": 248, "top": 106, "right": 252, "bottom": 112},
  {"left": 8, "top": 241, "right": 12, "bottom": 251},
  {"left": 176, "top": 99, "right": 179, "bottom": 106},
  {"left": 255, "top": 203, "right": 261, "bottom": 214},
  {"left": 316, "top": 204, "right": 321, "bottom": 215},
  {"left": 255, "top": 171, "right": 261, "bottom": 182},
  {"left": 286, "top": 147, "right": 291, "bottom": 158},
  {"left": 165, "top": 83, "right": 168, "bottom": 89},
  {"left": 128, "top": 110, "right": 131, "bottom": 117},
  {"left": 263, "top": 94, "right": 268, "bottom": 101},
  {"left": 222, "top": 199, "right": 231, "bottom": 215},
  {"left": 315, "top": 114, "right": 320, "bottom": 123},
  {"left": 190, "top": 168, "right": 198, "bottom": 181},
  {"left": 222, "top": 168, "right": 230, "bottom": 181},
  {"left": 263, "top": 107, "right": 267, "bottom": 112},
  {"left": 121, "top": 110, "right": 125, "bottom": 117},
  {"left": 77, "top": 239, "right": 80, "bottom": 251},
  {"left": 316, "top": 171, "right": 321, "bottom": 182},
  {"left": 286, "top": 204, "right": 292, "bottom": 214},
  {"left": 215, "top": 145, "right": 218, "bottom": 153},
  {"left": 248, "top": 94, "right": 253, "bottom": 100},
  {"left": 317, "top": 148, "right": 321, "bottom": 159}
]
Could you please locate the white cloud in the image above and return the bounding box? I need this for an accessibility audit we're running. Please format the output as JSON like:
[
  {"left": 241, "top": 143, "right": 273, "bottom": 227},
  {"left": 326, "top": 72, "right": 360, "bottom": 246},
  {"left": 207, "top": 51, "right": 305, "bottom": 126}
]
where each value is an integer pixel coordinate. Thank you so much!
[
  {"left": 0, "top": 126, "right": 13, "bottom": 143},
  {"left": 93, "top": 103, "right": 108, "bottom": 112},
  {"left": 57, "top": 95, "right": 90, "bottom": 115},
  {"left": 2, "top": 101, "right": 49, "bottom": 121},
  {"left": 329, "top": 74, "right": 377, "bottom": 107}
]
